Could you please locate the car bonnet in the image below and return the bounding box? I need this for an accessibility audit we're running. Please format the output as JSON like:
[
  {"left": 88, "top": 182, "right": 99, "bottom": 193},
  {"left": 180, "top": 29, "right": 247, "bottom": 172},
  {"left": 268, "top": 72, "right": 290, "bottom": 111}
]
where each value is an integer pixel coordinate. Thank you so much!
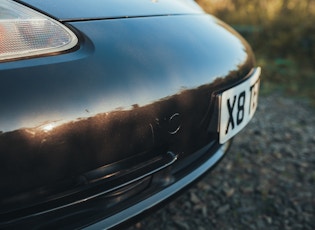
[{"left": 17, "top": 0, "right": 204, "bottom": 21}]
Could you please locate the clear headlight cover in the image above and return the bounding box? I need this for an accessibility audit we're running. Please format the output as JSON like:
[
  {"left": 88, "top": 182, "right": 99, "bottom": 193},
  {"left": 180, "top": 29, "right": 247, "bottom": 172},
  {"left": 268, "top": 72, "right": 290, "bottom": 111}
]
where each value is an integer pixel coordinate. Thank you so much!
[{"left": 0, "top": 0, "right": 78, "bottom": 61}]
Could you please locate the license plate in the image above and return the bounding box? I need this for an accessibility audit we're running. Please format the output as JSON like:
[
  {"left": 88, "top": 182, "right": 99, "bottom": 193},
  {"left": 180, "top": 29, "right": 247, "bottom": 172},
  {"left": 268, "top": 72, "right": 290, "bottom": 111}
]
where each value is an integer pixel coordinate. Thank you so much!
[{"left": 219, "top": 67, "right": 261, "bottom": 143}]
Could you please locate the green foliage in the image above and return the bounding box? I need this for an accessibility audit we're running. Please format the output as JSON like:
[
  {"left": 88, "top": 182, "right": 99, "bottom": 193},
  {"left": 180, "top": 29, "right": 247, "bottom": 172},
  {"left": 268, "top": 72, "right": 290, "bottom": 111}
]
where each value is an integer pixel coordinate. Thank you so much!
[{"left": 197, "top": 0, "right": 315, "bottom": 105}]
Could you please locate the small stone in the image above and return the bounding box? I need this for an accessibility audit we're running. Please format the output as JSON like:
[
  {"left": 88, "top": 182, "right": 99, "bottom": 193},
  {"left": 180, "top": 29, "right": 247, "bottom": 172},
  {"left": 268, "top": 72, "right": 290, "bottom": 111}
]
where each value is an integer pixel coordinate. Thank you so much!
[
  {"left": 174, "top": 221, "right": 190, "bottom": 230},
  {"left": 197, "top": 181, "right": 211, "bottom": 191},
  {"left": 224, "top": 188, "right": 235, "bottom": 197},
  {"left": 265, "top": 216, "right": 273, "bottom": 224},
  {"left": 225, "top": 162, "right": 233, "bottom": 170},
  {"left": 190, "top": 192, "right": 201, "bottom": 204},
  {"left": 273, "top": 152, "right": 282, "bottom": 159},
  {"left": 202, "top": 206, "right": 208, "bottom": 217},
  {"left": 256, "top": 219, "right": 265, "bottom": 229},
  {"left": 241, "top": 186, "right": 254, "bottom": 194},
  {"left": 217, "top": 204, "right": 230, "bottom": 214},
  {"left": 210, "top": 200, "right": 219, "bottom": 208}
]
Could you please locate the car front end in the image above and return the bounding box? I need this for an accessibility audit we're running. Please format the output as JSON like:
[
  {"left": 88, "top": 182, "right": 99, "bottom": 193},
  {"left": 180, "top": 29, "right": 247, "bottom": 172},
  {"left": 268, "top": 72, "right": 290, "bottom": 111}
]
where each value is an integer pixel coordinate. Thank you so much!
[{"left": 0, "top": 0, "right": 260, "bottom": 228}]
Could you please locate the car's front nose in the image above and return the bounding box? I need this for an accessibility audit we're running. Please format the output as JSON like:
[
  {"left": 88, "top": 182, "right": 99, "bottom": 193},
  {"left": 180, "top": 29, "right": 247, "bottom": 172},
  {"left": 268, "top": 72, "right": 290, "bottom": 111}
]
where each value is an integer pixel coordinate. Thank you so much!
[{"left": 0, "top": 1, "right": 258, "bottom": 228}]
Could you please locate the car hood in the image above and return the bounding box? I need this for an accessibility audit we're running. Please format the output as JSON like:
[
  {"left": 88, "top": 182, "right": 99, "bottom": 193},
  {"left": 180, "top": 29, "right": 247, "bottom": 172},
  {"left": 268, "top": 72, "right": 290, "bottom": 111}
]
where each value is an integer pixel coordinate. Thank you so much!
[{"left": 18, "top": 0, "right": 203, "bottom": 21}]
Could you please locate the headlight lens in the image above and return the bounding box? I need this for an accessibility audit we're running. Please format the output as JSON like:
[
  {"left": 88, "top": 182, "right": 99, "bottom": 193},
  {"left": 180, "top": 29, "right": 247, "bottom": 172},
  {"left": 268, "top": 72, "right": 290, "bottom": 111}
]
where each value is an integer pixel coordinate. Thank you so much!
[{"left": 0, "top": 0, "right": 78, "bottom": 61}]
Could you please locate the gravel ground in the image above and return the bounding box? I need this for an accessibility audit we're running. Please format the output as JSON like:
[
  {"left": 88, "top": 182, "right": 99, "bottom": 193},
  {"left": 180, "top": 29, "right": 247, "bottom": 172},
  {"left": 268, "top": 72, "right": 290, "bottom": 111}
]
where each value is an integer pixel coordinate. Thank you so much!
[{"left": 127, "top": 94, "right": 315, "bottom": 230}]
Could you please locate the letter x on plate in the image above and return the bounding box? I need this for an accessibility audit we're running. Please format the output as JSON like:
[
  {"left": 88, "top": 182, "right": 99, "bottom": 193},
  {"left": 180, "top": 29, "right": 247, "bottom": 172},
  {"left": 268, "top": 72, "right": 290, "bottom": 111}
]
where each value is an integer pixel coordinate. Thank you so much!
[{"left": 218, "top": 67, "right": 261, "bottom": 144}]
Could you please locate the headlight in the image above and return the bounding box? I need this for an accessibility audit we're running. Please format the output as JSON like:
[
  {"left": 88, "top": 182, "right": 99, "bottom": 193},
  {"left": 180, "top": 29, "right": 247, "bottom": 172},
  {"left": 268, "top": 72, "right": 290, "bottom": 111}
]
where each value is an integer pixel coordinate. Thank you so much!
[{"left": 0, "top": 0, "right": 78, "bottom": 61}]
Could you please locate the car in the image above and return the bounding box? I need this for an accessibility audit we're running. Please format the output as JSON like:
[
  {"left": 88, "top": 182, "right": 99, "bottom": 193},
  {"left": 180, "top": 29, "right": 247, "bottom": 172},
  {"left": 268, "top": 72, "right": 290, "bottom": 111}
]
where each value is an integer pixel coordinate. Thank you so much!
[{"left": 0, "top": 0, "right": 261, "bottom": 229}]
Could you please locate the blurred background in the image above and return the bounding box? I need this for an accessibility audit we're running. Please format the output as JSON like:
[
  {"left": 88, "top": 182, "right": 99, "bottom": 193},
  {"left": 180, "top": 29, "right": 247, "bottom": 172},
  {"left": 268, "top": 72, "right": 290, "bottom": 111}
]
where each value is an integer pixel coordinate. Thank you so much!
[{"left": 197, "top": 0, "right": 315, "bottom": 105}]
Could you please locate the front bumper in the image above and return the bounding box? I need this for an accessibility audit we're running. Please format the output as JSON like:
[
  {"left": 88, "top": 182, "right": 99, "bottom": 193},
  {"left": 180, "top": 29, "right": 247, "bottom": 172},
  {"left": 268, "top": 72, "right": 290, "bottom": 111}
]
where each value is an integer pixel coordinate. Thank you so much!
[
  {"left": 87, "top": 141, "right": 230, "bottom": 229},
  {"left": 0, "top": 140, "right": 230, "bottom": 229}
]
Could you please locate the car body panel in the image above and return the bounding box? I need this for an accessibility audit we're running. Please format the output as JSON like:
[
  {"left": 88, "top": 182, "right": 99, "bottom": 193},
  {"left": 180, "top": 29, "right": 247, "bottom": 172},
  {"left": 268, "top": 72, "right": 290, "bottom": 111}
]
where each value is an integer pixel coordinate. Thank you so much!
[
  {"left": 19, "top": 0, "right": 203, "bottom": 21},
  {"left": 0, "top": 1, "right": 258, "bottom": 228},
  {"left": 0, "top": 15, "right": 253, "bottom": 132}
]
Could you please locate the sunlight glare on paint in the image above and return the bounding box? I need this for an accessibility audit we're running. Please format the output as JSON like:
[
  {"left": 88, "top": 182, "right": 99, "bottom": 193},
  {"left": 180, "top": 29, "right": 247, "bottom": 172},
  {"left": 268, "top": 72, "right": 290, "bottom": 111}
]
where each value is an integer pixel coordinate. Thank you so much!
[{"left": 42, "top": 123, "right": 55, "bottom": 132}]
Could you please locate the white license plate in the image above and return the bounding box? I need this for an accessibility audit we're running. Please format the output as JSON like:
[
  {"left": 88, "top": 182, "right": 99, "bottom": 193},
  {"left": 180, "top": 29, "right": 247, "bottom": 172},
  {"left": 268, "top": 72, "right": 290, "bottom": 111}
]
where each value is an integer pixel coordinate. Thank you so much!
[{"left": 219, "top": 67, "right": 261, "bottom": 143}]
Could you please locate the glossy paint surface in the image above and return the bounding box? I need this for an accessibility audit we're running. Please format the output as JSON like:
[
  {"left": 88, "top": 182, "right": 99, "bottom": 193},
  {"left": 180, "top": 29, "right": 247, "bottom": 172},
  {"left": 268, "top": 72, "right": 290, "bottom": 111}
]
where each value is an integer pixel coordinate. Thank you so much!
[
  {"left": 20, "top": 0, "right": 203, "bottom": 21},
  {"left": 0, "top": 13, "right": 253, "bottom": 195},
  {"left": 0, "top": 15, "right": 252, "bottom": 132},
  {"left": 0, "top": 4, "right": 255, "bottom": 227}
]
